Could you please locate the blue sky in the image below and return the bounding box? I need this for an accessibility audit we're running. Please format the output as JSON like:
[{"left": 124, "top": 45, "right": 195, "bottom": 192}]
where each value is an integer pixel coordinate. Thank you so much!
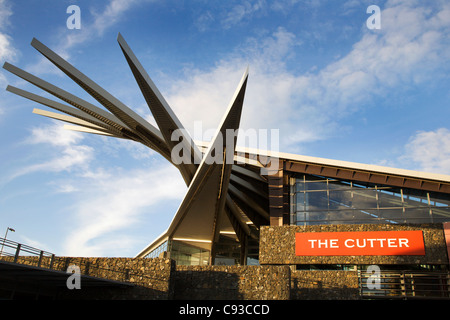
[{"left": 0, "top": 0, "right": 449, "bottom": 257}]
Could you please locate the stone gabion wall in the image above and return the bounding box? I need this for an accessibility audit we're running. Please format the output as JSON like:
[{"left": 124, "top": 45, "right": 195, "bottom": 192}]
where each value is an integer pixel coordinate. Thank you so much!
[
  {"left": 259, "top": 224, "right": 449, "bottom": 265},
  {"left": 59, "top": 257, "right": 174, "bottom": 292},
  {"left": 0, "top": 256, "right": 176, "bottom": 299},
  {"left": 57, "top": 257, "right": 176, "bottom": 300},
  {"left": 2, "top": 256, "right": 291, "bottom": 300},
  {"left": 173, "top": 265, "right": 291, "bottom": 300},
  {"left": 291, "top": 270, "right": 360, "bottom": 300}
]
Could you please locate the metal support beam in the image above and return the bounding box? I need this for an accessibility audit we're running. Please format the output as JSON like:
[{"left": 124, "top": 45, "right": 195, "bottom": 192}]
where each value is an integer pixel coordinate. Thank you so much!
[{"left": 30, "top": 38, "right": 170, "bottom": 160}]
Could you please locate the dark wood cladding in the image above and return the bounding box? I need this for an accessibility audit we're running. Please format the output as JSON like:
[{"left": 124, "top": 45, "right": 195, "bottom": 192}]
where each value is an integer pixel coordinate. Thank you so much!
[{"left": 284, "top": 160, "right": 450, "bottom": 194}]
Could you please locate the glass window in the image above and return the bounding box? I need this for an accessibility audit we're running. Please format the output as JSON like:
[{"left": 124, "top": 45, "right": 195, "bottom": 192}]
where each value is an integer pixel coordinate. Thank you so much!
[
  {"left": 308, "top": 211, "right": 329, "bottom": 224},
  {"left": 402, "top": 207, "right": 432, "bottom": 223},
  {"left": 327, "top": 180, "right": 351, "bottom": 190},
  {"left": 290, "top": 174, "right": 450, "bottom": 226},
  {"left": 429, "top": 194, "right": 450, "bottom": 207},
  {"left": 144, "top": 241, "right": 168, "bottom": 258},
  {"left": 328, "top": 190, "right": 353, "bottom": 209},
  {"left": 296, "top": 181, "right": 305, "bottom": 192},
  {"left": 431, "top": 207, "right": 450, "bottom": 223},
  {"left": 377, "top": 189, "right": 403, "bottom": 208},
  {"left": 403, "top": 195, "right": 427, "bottom": 207},
  {"left": 376, "top": 208, "right": 405, "bottom": 223},
  {"left": 351, "top": 209, "right": 383, "bottom": 224},
  {"left": 170, "top": 240, "right": 210, "bottom": 266},
  {"left": 352, "top": 189, "right": 378, "bottom": 209},
  {"left": 296, "top": 211, "right": 310, "bottom": 225},
  {"left": 327, "top": 210, "right": 357, "bottom": 224},
  {"left": 305, "top": 181, "right": 328, "bottom": 191},
  {"left": 308, "top": 191, "right": 328, "bottom": 210},
  {"left": 296, "top": 192, "right": 305, "bottom": 211}
]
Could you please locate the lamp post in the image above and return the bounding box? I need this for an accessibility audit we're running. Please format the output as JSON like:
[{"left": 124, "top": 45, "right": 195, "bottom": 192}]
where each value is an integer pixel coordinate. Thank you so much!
[{"left": 0, "top": 227, "right": 15, "bottom": 256}]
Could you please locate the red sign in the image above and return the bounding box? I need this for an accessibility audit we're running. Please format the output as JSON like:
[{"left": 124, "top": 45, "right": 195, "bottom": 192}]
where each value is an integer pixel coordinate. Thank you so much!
[{"left": 295, "top": 231, "right": 425, "bottom": 256}]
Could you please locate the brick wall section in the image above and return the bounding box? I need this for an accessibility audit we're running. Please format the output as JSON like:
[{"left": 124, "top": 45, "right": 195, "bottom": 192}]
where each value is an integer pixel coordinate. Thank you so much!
[
  {"left": 259, "top": 224, "right": 449, "bottom": 265},
  {"left": 173, "top": 265, "right": 291, "bottom": 300}
]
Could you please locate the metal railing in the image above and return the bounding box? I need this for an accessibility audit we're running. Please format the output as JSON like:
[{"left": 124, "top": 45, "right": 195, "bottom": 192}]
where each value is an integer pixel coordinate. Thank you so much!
[
  {"left": 0, "top": 237, "right": 56, "bottom": 268},
  {"left": 358, "top": 270, "right": 450, "bottom": 299}
]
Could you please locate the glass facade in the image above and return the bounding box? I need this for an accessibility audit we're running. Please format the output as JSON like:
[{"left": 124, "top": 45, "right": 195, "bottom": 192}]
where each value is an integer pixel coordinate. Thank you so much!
[
  {"left": 290, "top": 174, "right": 450, "bottom": 226},
  {"left": 144, "top": 172, "right": 450, "bottom": 266},
  {"left": 170, "top": 241, "right": 210, "bottom": 266},
  {"left": 144, "top": 237, "right": 258, "bottom": 266},
  {"left": 143, "top": 240, "right": 168, "bottom": 258},
  {"left": 144, "top": 240, "right": 210, "bottom": 265}
]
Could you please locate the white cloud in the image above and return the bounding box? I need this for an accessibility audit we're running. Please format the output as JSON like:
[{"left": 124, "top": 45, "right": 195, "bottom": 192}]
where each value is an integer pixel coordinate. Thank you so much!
[
  {"left": 0, "top": 0, "right": 18, "bottom": 114},
  {"left": 270, "top": 0, "right": 319, "bottom": 15},
  {"left": 28, "top": 0, "right": 154, "bottom": 75},
  {"left": 55, "top": 183, "right": 79, "bottom": 193},
  {"left": 165, "top": 27, "right": 311, "bottom": 152},
  {"left": 165, "top": 1, "right": 450, "bottom": 154},
  {"left": 401, "top": 128, "right": 450, "bottom": 175},
  {"left": 62, "top": 163, "right": 186, "bottom": 256},
  {"left": 221, "top": 0, "right": 266, "bottom": 29},
  {"left": 308, "top": 0, "right": 450, "bottom": 110},
  {"left": 8, "top": 122, "right": 94, "bottom": 181},
  {"left": 90, "top": 0, "right": 142, "bottom": 35},
  {"left": 64, "top": 0, "right": 148, "bottom": 49},
  {"left": 28, "top": 122, "right": 85, "bottom": 147},
  {"left": 5, "top": 120, "right": 186, "bottom": 257},
  {"left": 0, "top": 0, "right": 16, "bottom": 63},
  {"left": 194, "top": 1, "right": 267, "bottom": 31},
  {"left": 0, "top": 32, "right": 16, "bottom": 62},
  {"left": 194, "top": 11, "right": 215, "bottom": 32}
]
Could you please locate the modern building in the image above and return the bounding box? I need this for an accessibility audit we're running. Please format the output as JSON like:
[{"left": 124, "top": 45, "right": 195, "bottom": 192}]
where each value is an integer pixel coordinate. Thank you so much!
[
  {"left": 139, "top": 144, "right": 450, "bottom": 270},
  {"left": 4, "top": 35, "right": 450, "bottom": 280}
]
